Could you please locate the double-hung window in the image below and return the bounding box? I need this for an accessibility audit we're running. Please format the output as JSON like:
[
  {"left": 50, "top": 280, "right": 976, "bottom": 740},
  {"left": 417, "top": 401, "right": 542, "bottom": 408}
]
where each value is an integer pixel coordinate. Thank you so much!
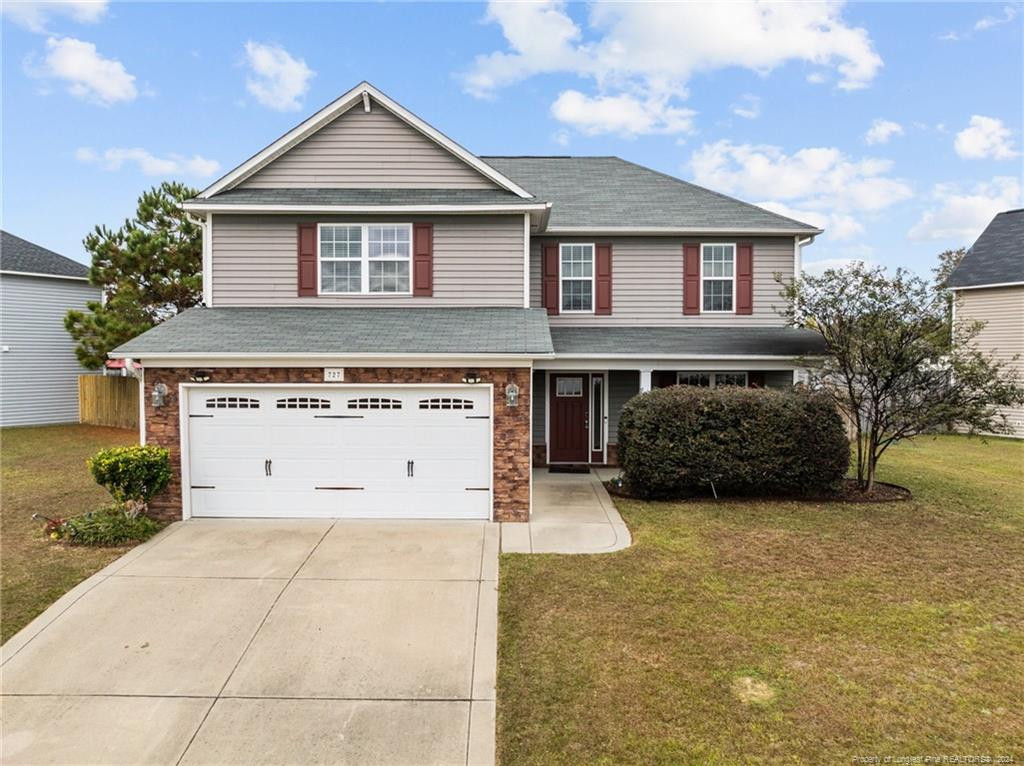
[
  {"left": 701, "top": 243, "right": 735, "bottom": 312},
  {"left": 319, "top": 223, "right": 411, "bottom": 294},
  {"left": 560, "top": 243, "right": 594, "bottom": 312}
]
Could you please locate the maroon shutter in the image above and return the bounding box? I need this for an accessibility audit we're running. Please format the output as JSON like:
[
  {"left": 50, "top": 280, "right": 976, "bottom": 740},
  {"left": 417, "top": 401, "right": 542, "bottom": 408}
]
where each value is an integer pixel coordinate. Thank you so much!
[
  {"left": 736, "top": 242, "right": 753, "bottom": 315},
  {"left": 413, "top": 223, "right": 433, "bottom": 297},
  {"left": 297, "top": 223, "right": 317, "bottom": 296},
  {"left": 542, "top": 243, "right": 559, "bottom": 315},
  {"left": 683, "top": 244, "right": 700, "bottom": 315},
  {"left": 595, "top": 243, "right": 612, "bottom": 315}
]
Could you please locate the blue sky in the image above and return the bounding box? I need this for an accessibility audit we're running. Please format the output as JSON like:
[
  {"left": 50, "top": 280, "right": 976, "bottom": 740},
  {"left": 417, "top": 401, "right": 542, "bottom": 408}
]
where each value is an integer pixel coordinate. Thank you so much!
[{"left": 2, "top": 1, "right": 1021, "bottom": 277}]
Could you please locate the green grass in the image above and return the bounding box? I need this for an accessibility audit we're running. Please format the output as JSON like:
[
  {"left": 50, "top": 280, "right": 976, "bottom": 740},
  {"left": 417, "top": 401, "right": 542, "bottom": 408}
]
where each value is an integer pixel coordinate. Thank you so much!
[
  {"left": 498, "top": 435, "right": 1024, "bottom": 765},
  {"left": 1, "top": 424, "right": 138, "bottom": 644}
]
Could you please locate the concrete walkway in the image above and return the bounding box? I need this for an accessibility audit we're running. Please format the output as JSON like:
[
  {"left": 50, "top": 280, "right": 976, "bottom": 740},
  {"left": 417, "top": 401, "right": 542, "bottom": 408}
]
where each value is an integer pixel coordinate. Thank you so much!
[
  {"left": 1, "top": 519, "right": 498, "bottom": 766},
  {"left": 501, "top": 468, "right": 632, "bottom": 554}
]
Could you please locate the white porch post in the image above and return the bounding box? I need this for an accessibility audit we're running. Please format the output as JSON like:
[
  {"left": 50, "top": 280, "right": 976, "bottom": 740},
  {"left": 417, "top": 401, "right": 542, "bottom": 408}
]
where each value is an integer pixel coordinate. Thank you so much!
[{"left": 639, "top": 368, "right": 653, "bottom": 393}]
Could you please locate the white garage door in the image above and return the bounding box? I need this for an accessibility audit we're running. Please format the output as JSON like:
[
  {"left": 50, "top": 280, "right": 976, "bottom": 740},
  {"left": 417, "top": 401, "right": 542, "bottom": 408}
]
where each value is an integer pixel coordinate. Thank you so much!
[{"left": 185, "top": 386, "right": 491, "bottom": 519}]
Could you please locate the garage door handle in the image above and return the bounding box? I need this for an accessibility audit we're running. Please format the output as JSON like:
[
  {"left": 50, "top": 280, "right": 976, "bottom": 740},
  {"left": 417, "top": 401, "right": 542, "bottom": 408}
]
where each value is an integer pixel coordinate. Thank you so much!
[
  {"left": 265, "top": 459, "right": 272, "bottom": 477},
  {"left": 407, "top": 460, "right": 414, "bottom": 477}
]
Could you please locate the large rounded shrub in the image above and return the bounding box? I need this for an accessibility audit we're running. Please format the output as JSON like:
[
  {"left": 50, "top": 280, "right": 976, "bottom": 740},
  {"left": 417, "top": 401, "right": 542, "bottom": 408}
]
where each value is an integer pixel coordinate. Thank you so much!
[{"left": 616, "top": 385, "right": 850, "bottom": 499}]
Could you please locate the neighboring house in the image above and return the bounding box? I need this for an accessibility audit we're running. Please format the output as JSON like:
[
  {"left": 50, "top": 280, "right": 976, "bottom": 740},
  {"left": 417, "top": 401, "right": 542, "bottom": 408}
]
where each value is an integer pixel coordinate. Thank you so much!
[
  {"left": 0, "top": 231, "right": 100, "bottom": 427},
  {"left": 110, "top": 82, "right": 825, "bottom": 523},
  {"left": 948, "top": 208, "right": 1024, "bottom": 437}
]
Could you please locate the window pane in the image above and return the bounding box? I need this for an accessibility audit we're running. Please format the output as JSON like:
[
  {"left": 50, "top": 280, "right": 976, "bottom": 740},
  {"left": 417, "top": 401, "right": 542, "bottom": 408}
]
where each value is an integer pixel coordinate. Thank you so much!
[
  {"left": 561, "top": 279, "right": 592, "bottom": 311},
  {"left": 561, "top": 244, "right": 593, "bottom": 277},
  {"left": 556, "top": 377, "right": 583, "bottom": 397},
  {"left": 702, "top": 279, "right": 733, "bottom": 311},
  {"left": 715, "top": 373, "right": 748, "bottom": 387},
  {"left": 702, "top": 244, "right": 734, "bottom": 277},
  {"left": 368, "top": 260, "right": 410, "bottom": 293},
  {"left": 320, "top": 225, "right": 361, "bottom": 259},
  {"left": 321, "top": 260, "right": 361, "bottom": 293},
  {"left": 678, "top": 372, "right": 711, "bottom": 387},
  {"left": 368, "top": 225, "right": 411, "bottom": 258}
]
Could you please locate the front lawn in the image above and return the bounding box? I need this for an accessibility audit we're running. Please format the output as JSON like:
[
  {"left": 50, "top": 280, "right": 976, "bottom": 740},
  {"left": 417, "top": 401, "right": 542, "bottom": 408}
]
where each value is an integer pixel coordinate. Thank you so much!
[
  {"left": 1, "top": 424, "right": 138, "bottom": 644},
  {"left": 498, "top": 435, "right": 1024, "bottom": 764}
]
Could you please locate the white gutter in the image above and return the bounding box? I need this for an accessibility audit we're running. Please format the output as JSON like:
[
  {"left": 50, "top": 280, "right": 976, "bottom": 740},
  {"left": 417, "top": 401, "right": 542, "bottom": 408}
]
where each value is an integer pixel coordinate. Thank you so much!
[
  {"left": 549, "top": 353, "right": 826, "bottom": 360},
  {"left": 0, "top": 270, "right": 90, "bottom": 282},
  {"left": 180, "top": 202, "right": 551, "bottom": 215},
  {"left": 541, "top": 226, "right": 824, "bottom": 236},
  {"left": 950, "top": 281, "right": 1024, "bottom": 291}
]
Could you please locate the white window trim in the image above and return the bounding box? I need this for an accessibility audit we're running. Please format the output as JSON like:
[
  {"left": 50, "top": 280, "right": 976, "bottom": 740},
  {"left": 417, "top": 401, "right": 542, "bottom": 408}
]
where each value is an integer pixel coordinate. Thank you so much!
[
  {"left": 676, "top": 371, "right": 749, "bottom": 387},
  {"left": 700, "top": 242, "right": 737, "bottom": 314},
  {"left": 317, "top": 222, "right": 413, "bottom": 296},
  {"left": 559, "top": 242, "right": 596, "bottom": 314}
]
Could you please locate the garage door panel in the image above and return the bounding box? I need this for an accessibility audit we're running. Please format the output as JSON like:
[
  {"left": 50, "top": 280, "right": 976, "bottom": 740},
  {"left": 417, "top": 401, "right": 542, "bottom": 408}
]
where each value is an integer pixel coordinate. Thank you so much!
[{"left": 186, "top": 386, "right": 492, "bottom": 520}]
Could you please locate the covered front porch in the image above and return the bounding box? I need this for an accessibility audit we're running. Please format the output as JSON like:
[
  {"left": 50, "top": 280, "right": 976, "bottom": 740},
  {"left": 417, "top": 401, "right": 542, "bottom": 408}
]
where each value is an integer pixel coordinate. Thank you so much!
[{"left": 530, "top": 364, "right": 800, "bottom": 467}]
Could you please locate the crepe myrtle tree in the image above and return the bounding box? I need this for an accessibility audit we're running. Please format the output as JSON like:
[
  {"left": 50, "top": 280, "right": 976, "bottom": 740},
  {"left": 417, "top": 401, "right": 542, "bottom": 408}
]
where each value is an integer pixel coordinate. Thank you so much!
[
  {"left": 65, "top": 182, "right": 202, "bottom": 369},
  {"left": 778, "top": 262, "right": 1023, "bottom": 492}
]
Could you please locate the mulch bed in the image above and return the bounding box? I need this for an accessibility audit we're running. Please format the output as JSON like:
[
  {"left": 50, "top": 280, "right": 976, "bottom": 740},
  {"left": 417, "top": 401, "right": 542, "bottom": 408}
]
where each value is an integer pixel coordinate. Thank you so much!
[{"left": 605, "top": 477, "right": 912, "bottom": 504}]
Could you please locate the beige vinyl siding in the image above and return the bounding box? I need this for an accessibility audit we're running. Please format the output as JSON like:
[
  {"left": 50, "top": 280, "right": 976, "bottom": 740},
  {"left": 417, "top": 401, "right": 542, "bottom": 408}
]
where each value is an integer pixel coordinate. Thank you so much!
[
  {"left": 956, "top": 286, "right": 1024, "bottom": 436},
  {"left": 210, "top": 214, "right": 525, "bottom": 307},
  {"left": 238, "top": 100, "right": 499, "bottom": 190},
  {"left": 530, "top": 236, "right": 796, "bottom": 326},
  {"left": 0, "top": 273, "right": 101, "bottom": 426}
]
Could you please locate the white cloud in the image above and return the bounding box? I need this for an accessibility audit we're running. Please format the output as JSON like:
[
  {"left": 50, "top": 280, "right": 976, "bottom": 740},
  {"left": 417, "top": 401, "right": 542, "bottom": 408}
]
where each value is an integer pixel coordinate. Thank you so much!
[
  {"left": 3, "top": 1, "right": 107, "bottom": 33},
  {"left": 463, "top": 1, "right": 882, "bottom": 136},
  {"left": 908, "top": 176, "right": 1021, "bottom": 242},
  {"left": 731, "top": 94, "right": 761, "bottom": 120},
  {"left": 30, "top": 36, "right": 136, "bottom": 105},
  {"left": 551, "top": 90, "right": 695, "bottom": 137},
  {"left": 757, "top": 201, "right": 865, "bottom": 241},
  {"left": 243, "top": 41, "right": 314, "bottom": 112},
  {"left": 76, "top": 146, "right": 220, "bottom": 178},
  {"left": 954, "top": 115, "right": 1019, "bottom": 160},
  {"left": 975, "top": 4, "right": 1017, "bottom": 31},
  {"left": 864, "top": 118, "right": 903, "bottom": 145},
  {"left": 806, "top": 72, "right": 827, "bottom": 84},
  {"left": 689, "top": 140, "right": 911, "bottom": 242},
  {"left": 801, "top": 255, "right": 876, "bottom": 277}
]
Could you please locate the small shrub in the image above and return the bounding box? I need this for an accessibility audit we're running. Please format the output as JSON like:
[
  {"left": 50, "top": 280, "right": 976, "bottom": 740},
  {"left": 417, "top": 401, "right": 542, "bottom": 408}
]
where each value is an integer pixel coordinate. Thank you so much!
[
  {"left": 51, "top": 504, "right": 164, "bottom": 546},
  {"left": 617, "top": 385, "right": 850, "bottom": 499},
  {"left": 88, "top": 445, "right": 171, "bottom": 506}
]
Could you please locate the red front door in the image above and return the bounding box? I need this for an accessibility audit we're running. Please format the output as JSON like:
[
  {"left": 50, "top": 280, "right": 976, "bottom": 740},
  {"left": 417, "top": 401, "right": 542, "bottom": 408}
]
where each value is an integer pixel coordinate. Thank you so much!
[{"left": 549, "top": 374, "right": 589, "bottom": 463}]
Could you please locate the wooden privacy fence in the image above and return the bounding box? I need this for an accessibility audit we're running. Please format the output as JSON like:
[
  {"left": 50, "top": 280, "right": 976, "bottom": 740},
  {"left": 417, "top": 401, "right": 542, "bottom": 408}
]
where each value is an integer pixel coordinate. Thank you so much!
[{"left": 79, "top": 375, "right": 139, "bottom": 430}]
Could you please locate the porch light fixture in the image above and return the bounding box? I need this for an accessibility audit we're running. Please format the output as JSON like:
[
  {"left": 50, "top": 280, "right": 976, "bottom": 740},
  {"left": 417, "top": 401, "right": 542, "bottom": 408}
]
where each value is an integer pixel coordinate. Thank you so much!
[
  {"left": 462, "top": 370, "right": 481, "bottom": 385},
  {"left": 151, "top": 383, "right": 168, "bottom": 408},
  {"left": 505, "top": 382, "right": 519, "bottom": 407},
  {"left": 190, "top": 369, "right": 212, "bottom": 383}
]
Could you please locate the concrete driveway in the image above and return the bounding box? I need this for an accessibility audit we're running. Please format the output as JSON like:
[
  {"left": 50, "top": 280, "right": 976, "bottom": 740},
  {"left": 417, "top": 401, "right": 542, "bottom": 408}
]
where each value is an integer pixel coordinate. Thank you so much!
[{"left": 1, "top": 519, "right": 498, "bottom": 765}]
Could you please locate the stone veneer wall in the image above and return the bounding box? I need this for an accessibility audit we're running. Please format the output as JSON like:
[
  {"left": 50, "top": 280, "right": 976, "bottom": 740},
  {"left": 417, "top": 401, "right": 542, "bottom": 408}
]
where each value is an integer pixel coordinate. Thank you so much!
[{"left": 142, "top": 367, "right": 531, "bottom": 522}]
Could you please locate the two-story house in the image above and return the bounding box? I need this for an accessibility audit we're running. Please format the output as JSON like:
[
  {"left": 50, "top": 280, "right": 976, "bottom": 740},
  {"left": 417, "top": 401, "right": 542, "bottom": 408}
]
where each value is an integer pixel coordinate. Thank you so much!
[{"left": 111, "top": 82, "right": 825, "bottom": 523}]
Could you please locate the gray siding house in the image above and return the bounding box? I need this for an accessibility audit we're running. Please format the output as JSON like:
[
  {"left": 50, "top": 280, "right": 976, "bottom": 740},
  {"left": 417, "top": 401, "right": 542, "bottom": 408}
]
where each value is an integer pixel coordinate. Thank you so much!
[
  {"left": 111, "top": 81, "right": 825, "bottom": 524},
  {"left": 1, "top": 231, "right": 100, "bottom": 426},
  {"left": 949, "top": 209, "right": 1024, "bottom": 437}
]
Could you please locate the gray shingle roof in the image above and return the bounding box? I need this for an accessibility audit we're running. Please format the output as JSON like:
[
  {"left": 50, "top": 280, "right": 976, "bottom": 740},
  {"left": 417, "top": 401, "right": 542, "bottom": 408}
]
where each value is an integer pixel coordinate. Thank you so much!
[
  {"left": 482, "top": 156, "right": 820, "bottom": 233},
  {"left": 947, "top": 209, "right": 1024, "bottom": 288},
  {"left": 112, "top": 307, "right": 554, "bottom": 356},
  {"left": 196, "top": 188, "right": 531, "bottom": 206},
  {"left": 1, "top": 231, "right": 89, "bottom": 278},
  {"left": 550, "top": 326, "right": 827, "bottom": 357}
]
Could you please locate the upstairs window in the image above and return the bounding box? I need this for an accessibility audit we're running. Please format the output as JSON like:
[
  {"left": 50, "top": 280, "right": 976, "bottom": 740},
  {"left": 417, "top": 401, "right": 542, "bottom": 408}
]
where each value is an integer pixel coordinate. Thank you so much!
[
  {"left": 560, "top": 244, "right": 594, "bottom": 313},
  {"left": 701, "top": 244, "right": 735, "bottom": 313},
  {"left": 319, "top": 223, "right": 411, "bottom": 295}
]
